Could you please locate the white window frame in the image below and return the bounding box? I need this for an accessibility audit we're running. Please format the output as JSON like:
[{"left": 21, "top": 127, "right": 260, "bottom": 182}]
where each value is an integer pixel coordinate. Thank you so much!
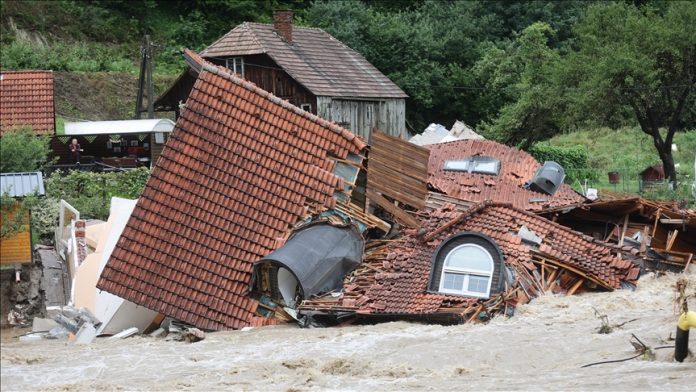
[
  {"left": 444, "top": 156, "right": 501, "bottom": 175},
  {"left": 438, "top": 243, "right": 494, "bottom": 298},
  {"left": 225, "top": 57, "right": 245, "bottom": 77}
]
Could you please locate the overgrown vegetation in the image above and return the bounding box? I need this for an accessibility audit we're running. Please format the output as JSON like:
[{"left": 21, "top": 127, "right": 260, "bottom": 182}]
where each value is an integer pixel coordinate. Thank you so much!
[
  {"left": 546, "top": 128, "right": 696, "bottom": 206},
  {"left": 43, "top": 168, "right": 150, "bottom": 220},
  {"left": 0, "top": 127, "right": 54, "bottom": 173},
  {"left": 528, "top": 143, "right": 596, "bottom": 186}
]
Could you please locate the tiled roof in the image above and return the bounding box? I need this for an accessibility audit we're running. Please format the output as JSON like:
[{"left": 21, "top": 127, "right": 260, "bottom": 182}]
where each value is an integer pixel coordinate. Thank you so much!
[
  {"left": 426, "top": 140, "right": 585, "bottom": 211},
  {"left": 96, "top": 53, "right": 366, "bottom": 330},
  {"left": 301, "top": 203, "right": 639, "bottom": 317},
  {"left": 200, "top": 23, "right": 407, "bottom": 99},
  {"left": 0, "top": 71, "right": 54, "bottom": 135}
]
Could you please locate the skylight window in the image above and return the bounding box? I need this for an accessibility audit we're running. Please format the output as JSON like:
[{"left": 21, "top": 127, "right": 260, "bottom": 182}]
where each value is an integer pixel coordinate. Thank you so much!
[{"left": 444, "top": 156, "right": 500, "bottom": 175}]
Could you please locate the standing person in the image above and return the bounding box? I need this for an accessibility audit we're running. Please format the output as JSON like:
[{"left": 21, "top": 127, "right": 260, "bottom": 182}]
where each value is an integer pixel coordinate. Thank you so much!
[{"left": 69, "top": 138, "right": 83, "bottom": 164}]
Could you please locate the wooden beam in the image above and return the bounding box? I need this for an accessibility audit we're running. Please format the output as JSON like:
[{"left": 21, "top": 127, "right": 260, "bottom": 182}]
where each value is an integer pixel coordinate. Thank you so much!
[
  {"left": 618, "top": 214, "right": 629, "bottom": 246},
  {"left": 639, "top": 225, "right": 650, "bottom": 254},
  {"left": 651, "top": 208, "right": 661, "bottom": 237},
  {"left": 366, "top": 189, "right": 419, "bottom": 228},
  {"left": 665, "top": 230, "right": 679, "bottom": 251},
  {"left": 660, "top": 218, "right": 685, "bottom": 225},
  {"left": 567, "top": 278, "right": 584, "bottom": 296}
]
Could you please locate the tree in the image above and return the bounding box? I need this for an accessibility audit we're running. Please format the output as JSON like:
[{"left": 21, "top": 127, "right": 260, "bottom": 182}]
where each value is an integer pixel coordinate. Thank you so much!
[
  {"left": 478, "top": 22, "right": 563, "bottom": 148},
  {"left": 0, "top": 126, "right": 53, "bottom": 173},
  {"left": 561, "top": 2, "right": 696, "bottom": 186}
]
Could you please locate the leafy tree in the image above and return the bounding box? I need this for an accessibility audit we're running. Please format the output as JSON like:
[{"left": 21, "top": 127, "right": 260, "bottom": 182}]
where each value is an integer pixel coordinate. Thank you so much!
[
  {"left": 478, "top": 22, "right": 562, "bottom": 148},
  {"left": 0, "top": 126, "right": 53, "bottom": 173},
  {"left": 560, "top": 2, "right": 696, "bottom": 186}
]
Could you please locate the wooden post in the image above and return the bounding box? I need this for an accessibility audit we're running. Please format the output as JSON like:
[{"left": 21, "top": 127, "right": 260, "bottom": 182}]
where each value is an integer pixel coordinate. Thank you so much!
[
  {"left": 618, "top": 214, "right": 629, "bottom": 246},
  {"left": 134, "top": 34, "right": 154, "bottom": 119},
  {"left": 652, "top": 208, "right": 661, "bottom": 238}
]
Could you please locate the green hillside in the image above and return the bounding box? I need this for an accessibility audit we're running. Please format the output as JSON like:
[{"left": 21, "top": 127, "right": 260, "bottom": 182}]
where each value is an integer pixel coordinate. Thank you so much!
[{"left": 545, "top": 128, "right": 695, "bottom": 204}]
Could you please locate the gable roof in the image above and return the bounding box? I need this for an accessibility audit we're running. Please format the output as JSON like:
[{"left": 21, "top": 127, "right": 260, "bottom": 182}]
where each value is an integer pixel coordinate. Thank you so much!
[
  {"left": 0, "top": 71, "right": 55, "bottom": 135},
  {"left": 96, "top": 51, "right": 366, "bottom": 330},
  {"left": 426, "top": 139, "right": 585, "bottom": 211},
  {"left": 200, "top": 22, "right": 407, "bottom": 99},
  {"left": 300, "top": 202, "right": 639, "bottom": 319}
]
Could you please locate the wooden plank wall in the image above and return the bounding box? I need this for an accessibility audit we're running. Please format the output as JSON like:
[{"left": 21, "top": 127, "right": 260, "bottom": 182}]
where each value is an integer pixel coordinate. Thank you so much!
[
  {"left": 367, "top": 130, "right": 429, "bottom": 210},
  {"left": 317, "top": 97, "right": 406, "bottom": 141},
  {"left": 0, "top": 213, "right": 31, "bottom": 264}
]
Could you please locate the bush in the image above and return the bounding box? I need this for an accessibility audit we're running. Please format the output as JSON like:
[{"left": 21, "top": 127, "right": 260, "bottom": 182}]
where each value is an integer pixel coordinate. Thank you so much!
[
  {"left": 44, "top": 168, "right": 150, "bottom": 220},
  {"left": 0, "top": 126, "right": 54, "bottom": 173},
  {"left": 528, "top": 143, "right": 597, "bottom": 185},
  {"left": 30, "top": 197, "right": 60, "bottom": 241},
  {"left": 1, "top": 40, "right": 135, "bottom": 73}
]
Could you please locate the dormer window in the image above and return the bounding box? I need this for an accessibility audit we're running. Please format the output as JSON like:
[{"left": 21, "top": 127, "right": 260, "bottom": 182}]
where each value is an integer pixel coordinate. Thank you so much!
[
  {"left": 428, "top": 232, "right": 506, "bottom": 299},
  {"left": 444, "top": 156, "right": 500, "bottom": 175},
  {"left": 226, "top": 57, "right": 245, "bottom": 77},
  {"left": 440, "top": 244, "right": 494, "bottom": 297}
]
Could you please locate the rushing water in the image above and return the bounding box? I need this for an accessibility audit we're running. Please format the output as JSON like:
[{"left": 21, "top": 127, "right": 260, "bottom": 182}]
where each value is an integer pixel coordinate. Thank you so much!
[{"left": 1, "top": 272, "right": 695, "bottom": 391}]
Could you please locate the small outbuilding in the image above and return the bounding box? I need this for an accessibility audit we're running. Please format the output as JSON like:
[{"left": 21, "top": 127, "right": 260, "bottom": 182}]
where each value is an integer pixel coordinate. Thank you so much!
[{"left": 0, "top": 172, "right": 45, "bottom": 267}]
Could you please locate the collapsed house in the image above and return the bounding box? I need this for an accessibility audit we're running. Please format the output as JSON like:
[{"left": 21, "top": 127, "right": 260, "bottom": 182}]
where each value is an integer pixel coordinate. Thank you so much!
[
  {"left": 96, "top": 50, "right": 388, "bottom": 330},
  {"left": 300, "top": 201, "right": 640, "bottom": 324},
  {"left": 425, "top": 139, "right": 586, "bottom": 211},
  {"left": 93, "top": 51, "right": 689, "bottom": 332},
  {"left": 542, "top": 197, "right": 695, "bottom": 271}
]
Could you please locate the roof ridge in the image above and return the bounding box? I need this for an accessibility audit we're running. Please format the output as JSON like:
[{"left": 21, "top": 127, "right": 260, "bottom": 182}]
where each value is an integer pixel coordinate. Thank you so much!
[
  {"left": 245, "top": 21, "right": 327, "bottom": 31},
  {"left": 198, "top": 59, "right": 366, "bottom": 151},
  {"left": 0, "top": 70, "right": 53, "bottom": 74}
]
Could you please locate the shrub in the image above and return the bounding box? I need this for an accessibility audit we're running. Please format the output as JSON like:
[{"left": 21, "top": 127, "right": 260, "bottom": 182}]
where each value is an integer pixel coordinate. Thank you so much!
[
  {"left": 30, "top": 197, "right": 60, "bottom": 241},
  {"left": 44, "top": 167, "right": 150, "bottom": 220},
  {"left": 528, "top": 143, "right": 597, "bottom": 185},
  {"left": 0, "top": 126, "right": 54, "bottom": 173}
]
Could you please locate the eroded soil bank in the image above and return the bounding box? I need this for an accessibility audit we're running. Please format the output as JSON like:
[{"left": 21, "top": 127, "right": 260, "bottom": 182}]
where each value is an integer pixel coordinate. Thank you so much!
[{"left": 1, "top": 272, "right": 694, "bottom": 391}]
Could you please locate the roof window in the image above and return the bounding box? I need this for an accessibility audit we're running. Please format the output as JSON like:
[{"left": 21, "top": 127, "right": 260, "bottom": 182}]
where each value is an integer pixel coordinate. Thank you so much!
[
  {"left": 444, "top": 156, "right": 500, "bottom": 175},
  {"left": 439, "top": 244, "right": 494, "bottom": 297},
  {"left": 428, "top": 232, "right": 506, "bottom": 299}
]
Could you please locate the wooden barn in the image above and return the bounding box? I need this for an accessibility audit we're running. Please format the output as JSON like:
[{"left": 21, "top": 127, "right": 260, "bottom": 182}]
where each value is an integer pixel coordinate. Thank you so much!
[{"left": 155, "top": 10, "right": 407, "bottom": 141}]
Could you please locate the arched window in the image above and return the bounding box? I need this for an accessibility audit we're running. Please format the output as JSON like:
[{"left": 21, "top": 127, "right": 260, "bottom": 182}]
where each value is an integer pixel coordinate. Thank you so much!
[
  {"left": 439, "top": 244, "right": 494, "bottom": 297},
  {"left": 428, "top": 232, "right": 505, "bottom": 299}
]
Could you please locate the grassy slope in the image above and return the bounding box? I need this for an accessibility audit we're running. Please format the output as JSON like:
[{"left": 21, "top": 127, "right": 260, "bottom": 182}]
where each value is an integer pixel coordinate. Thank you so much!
[{"left": 546, "top": 127, "right": 696, "bottom": 205}]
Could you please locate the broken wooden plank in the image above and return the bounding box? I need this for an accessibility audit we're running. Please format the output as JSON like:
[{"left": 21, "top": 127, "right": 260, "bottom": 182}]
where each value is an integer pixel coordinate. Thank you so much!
[
  {"left": 366, "top": 189, "right": 420, "bottom": 228},
  {"left": 367, "top": 130, "right": 429, "bottom": 210},
  {"left": 567, "top": 278, "right": 585, "bottom": 295}
]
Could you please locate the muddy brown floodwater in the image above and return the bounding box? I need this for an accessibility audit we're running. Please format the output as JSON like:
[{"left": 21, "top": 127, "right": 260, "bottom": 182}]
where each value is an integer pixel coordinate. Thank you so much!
[{"left": 1, "top": 272, "right": 695, "bottom": 391}]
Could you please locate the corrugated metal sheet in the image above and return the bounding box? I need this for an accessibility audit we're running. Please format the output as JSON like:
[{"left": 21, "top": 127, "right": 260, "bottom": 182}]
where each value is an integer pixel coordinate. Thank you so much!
[
  {"left": 0, "top": 172, "right": 45, "bottom": 197},
  {"left": 367, "top": 131, "right": 429, "bottom": 210}
]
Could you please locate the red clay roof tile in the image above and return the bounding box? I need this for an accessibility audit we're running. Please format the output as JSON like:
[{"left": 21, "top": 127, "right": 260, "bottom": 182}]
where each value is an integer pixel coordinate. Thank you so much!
[
  {"left": 97, "top": 53, "right": 365, "bottom": 330},
  {"left": 0, "top": 71, "right": 55, "bottom": 135},
  {"left": 425, "top": 140, "right": 585, "bottom": 211},
  {"left": 302, "top": 202, "right": 639, "bottom": 317}
]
